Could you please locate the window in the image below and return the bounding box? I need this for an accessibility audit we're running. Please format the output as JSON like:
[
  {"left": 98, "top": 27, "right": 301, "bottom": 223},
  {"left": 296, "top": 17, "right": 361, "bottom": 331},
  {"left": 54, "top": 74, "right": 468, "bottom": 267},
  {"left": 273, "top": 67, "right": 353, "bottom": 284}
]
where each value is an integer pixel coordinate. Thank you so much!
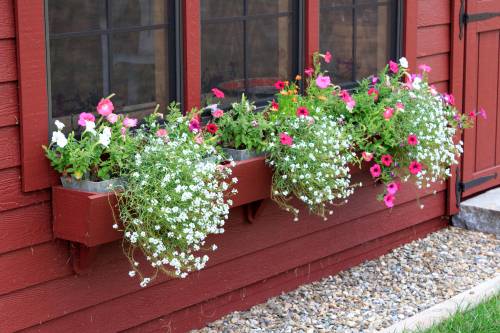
[
  {"left": 320, "top": 0, "right": 401, "bottom": 88},
  {"left": 200, "top": 0, "right": 300, "bottom": 107},
  {"left": 46, "top": 0, "right": 177, "bottom": 129}
]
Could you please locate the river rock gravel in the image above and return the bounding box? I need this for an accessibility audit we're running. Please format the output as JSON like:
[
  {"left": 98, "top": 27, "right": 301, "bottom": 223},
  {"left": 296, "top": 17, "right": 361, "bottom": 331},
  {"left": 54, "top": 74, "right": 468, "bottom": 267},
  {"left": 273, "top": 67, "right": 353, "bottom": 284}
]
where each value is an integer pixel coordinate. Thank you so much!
[{"left": 192, "top": 227, "right": 499, "bottom": 333}]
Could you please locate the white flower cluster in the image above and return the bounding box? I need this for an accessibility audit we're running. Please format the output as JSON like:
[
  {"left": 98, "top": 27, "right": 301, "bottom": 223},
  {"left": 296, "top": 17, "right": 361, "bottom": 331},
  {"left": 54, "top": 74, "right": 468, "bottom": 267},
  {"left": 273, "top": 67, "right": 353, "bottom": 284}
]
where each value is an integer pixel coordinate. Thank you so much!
[
  {"left": 119, "top": 129, "right": 236, "bottom": 287},
  {"left": 267, "top": 114, "right": 355, "bottom": 219},
  {"left": 402, "top": 83, "right": 462, "bottom": 189}
]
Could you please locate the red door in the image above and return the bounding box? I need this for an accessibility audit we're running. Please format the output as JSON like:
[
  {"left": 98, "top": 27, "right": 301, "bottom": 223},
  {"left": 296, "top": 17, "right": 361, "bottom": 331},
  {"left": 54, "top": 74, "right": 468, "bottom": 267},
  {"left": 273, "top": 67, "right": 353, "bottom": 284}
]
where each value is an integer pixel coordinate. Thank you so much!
[{"left": 460, "top": 0, "right": 500, "bottom": 198}]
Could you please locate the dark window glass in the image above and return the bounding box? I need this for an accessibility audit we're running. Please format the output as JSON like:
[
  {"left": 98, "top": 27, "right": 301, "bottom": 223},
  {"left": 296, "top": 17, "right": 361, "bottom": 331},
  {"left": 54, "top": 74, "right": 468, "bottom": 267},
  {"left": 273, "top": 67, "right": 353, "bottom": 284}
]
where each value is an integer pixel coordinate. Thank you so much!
[
  {"left": 201, "top": 0, "right": 299, "bottom": 107},
  {"left": 46, "top": 0, "right": 176, "bottom": 129},
  {"left": 320, "top": 0, "right": 399, "bottom": 87}
]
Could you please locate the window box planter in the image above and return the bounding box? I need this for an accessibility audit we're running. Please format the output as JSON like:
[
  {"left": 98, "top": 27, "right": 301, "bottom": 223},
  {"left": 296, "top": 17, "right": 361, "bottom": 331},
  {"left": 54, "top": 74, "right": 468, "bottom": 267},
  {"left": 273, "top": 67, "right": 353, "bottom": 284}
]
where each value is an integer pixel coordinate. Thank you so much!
[
  {"left": 52, "top": 156, "right": 272, "bottom": 248},
  {"left": 60, "top": 175, "right": 126, "bottom": 193},
  {"left": 222, "top": 147, "right": 265, "bottom": 161}
]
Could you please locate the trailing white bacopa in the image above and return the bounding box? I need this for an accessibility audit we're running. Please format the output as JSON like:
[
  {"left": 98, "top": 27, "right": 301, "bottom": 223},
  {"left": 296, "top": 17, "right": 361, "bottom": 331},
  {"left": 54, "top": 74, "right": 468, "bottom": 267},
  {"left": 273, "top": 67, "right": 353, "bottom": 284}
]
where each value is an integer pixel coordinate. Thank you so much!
[
  {"left": 118, "top": 131, "right": 236, "bottom": 287},
  {"left": 266, "top": 113, "right": 356, "bottom": 219},
  {"left": 401, "top": 81, "right": 463, "bottom": 189}
]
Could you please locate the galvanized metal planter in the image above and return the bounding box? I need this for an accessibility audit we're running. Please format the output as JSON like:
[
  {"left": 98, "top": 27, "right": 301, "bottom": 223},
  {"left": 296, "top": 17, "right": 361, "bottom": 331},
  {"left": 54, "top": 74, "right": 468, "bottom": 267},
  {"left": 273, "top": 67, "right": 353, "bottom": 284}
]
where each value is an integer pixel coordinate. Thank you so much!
[
  {"left": 60, "top": 176, "right": 126, "bottom": 193},
  {"left": 223, "top": 148, "right": 265, "bottom": 161}
]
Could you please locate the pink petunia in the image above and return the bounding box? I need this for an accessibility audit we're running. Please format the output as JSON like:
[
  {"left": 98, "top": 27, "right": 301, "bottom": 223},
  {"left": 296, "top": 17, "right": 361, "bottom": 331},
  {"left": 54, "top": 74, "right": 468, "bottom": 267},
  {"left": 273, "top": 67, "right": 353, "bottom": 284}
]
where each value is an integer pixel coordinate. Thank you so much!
[
  {"left": 362, "top": 151, "right": 373, "bottom": 162},
  {"left": 271, "top": 100, "right": 279, "bottom": 111},
  {"left": 368, "top": 88, "right": 379, "bottom": 101},
  {"left": 123, "top": 117, "right": 138, "bottom": 128},
  {"left": 370, "top": 164, "right": 382, "bottom": 178},
  {"left": 407, "top": 134, "right": 419, "bottom": 146},
  {"left": 443, "top": 93, "right": 455, "bottom": 106},
  {"left": 323, "top": 51, "right": 332, "bottom": 63},
  {"left": 371, "top": 76, "right": 379, "bottom": 84},
  {"left": 279, "top": 133, "right": 293, "bottom": 146},
  {"left": 389, "top": 60, "right": 399, "bottom": 73},
  {"left": 383, "top": 194, "right": 395, "bottom": 208},
  {"left": 409, "top": 161, "right": 422, "bottom": 175},
  {"left": 418, "top": 64, "right": 432, "bottom": 73},
  {"left": 106, "top": 113, "right": 118, "bottom": 124},
  {"left": 296, "top": 106, "right": 309, "bottom": 117},
  {"left": 212, "top": 109, "right": 224, "bottom": 118},
  {"left": 383, "top": 107, "right": 394, "bottom": 120},
  {"left": 381, "top": 154, "right": 393, "bottom": 167},
  {"left": 274, "top": 81, "right": 285, "bottom": 90},
  {"left": 477, "top": 107, "right": 487, "bottom": 119},
  {"left": 316, "top": 75, "right": 331, "bottom": 89},
  {"left": 386, "top": 182, "right": 400, "bottom": 195},
  {"left": 188, "top": 118, "right": 201, "bottom": 132},
  {"left": 78, "top": 112, "right": 95, "bottom": 126},
  {"left": 120, "top": 127, "right": 127, "bottom": 138},
  {"left": 156, "top": 128, "right": 168, "bottom": 137},
  {"left": 97, "top": 98, "right": 114, "bottom": 116},
  {"left": 395, "top": 102, "right": 405, "bottom": 111},
  {"left": 194, "top": 133, "right": 204, "bottom": 144},
  {"left": 211, "top": 88, "right": 225, "bottom": 99},
  {"left": 304, "top": 67, "right": 314, "bottom": 77},
  {"left": 340, "top": 90, "right": 356, "bottom": 111}
]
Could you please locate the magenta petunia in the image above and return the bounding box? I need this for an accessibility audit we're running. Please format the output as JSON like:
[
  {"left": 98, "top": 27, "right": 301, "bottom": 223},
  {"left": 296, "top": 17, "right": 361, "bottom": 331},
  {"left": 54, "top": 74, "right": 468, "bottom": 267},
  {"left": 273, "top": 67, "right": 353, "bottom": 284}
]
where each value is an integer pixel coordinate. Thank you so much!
[
  {"left": 211, "top": 88, "right": 225, "bottom": 98},
  {"left": 409, "top": 161, "right": 422, "bottom": 175},
  {"left": 381, "top": 154, "right": 393, "bottom": 167},
  {"left": 386, "top": 182, "right": 400, "bottom": 195},
  {"left": 418, "top": 64, "right": 432, "bottom": 73},
  {"left": 383, "top": 193, "right": 395, "bottom": 208},
  {"left": 279, "top": 132, "right": 293, "bottom": 146},
  {"left": 370, "top": 164, "right": 382, "bottom": 178},
  {"left": 383, "top": 107, "right": 394, "bottom": 120},
  {"left": 407, "top": 134, "right": 419, "bottom": 146},
  {"left": 323, "top": 51, "right": 332, "bottom": 63},
  {"left": 274, "top": 81, "right": 285, "bottom": 90},
  {"left": 188, "top": 118, "right": 201, "bottom": 132},
  {"left": 316, "top": 75, "right": 331, "bottom": 89},
  {"left": 78, "top": 112, "right": 95, "bottom": 126},
  {"left": 389, "top": 60, "right": 399, "bottom": 73},
  {"left": 296, "top": 106, "right": 309, "bottom": 117},
  {"left": 304, "top": 67, "right": 314, "bottom": 77}
]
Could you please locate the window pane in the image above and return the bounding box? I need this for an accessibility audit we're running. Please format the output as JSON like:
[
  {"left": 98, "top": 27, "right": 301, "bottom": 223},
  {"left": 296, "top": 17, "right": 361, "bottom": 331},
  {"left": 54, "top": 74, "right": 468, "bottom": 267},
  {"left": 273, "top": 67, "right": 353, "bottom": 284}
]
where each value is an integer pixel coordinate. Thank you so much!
[
  {"left": 50, "top": 36, "right": 103, "bottom": 127},
  {"left": 48, "top": 0, "right": 105, "bottom": 34},
  {"left": 111, "top": 29, "right": 172, "bottom": 114},
  {"left": 201, "top": 0, "right": 298, "bottom": 106},
  {"left": 111, "top": 0, "right": 171, "bottom": 28}
]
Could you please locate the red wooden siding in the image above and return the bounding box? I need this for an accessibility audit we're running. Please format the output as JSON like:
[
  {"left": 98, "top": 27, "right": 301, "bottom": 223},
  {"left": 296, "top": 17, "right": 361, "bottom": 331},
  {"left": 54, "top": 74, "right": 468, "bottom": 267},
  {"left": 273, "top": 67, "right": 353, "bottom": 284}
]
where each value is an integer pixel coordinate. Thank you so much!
[{"left": 0, "top": 0, "right": 455, "bottom": 332}]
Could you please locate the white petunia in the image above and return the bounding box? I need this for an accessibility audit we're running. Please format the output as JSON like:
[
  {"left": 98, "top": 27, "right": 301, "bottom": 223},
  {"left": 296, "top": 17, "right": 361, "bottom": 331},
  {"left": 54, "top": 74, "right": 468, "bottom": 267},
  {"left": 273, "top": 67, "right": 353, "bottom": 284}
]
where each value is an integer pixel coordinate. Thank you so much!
[
  {"left": 98, "top": 126, "right": 112, "bottom": 147},
  {"left": 54, "top": 120, "right": 65, "bottom": 131},
  {"left": 399, "top": 57, "right": 409, "bottom": 69},
  {"left": 51, "top": 131, "right": 68, "bottom": 148}
]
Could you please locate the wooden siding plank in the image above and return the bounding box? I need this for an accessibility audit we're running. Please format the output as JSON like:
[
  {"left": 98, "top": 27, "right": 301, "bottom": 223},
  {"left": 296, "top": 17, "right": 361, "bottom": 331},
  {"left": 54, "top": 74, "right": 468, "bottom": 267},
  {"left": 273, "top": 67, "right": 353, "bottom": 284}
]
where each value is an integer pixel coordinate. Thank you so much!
[
  {"left": 0, "top": 82, "right": 19, "bottom": 128},
  {"left": 0, "top": 202, "right": 52, "bottom": 254},
  {"left": 0, "top": 0, "right": 15, "bottom": 39},
  {"left": 432, "top": 81, "right": 450, "bottom": 94},
  {"left": 305, "top": 0, "right": 320, "bottom": 68},
  {"left": 0, "top": 126, "right": 20, "bottom": 170},
  {"left": 0, "top": 241, "right": 72, "bottom": 296},
  {"left": 0, "top": 39, "right": 17, "bottom": 82},
  {"left": 0, "top": 192, "right": 445, "bottom": 332},
  {"left": 0, "top": 168, "right": 50, "bottom": 213},
  {"left": 417, "top": 25, "right": 451, "bottom": 57},
  {"left": 417, "top": 53, "right": 450, "bottom": 83},
  {"left": 129, "top": 218, "right": 448, "bottom": 333},
  {"left": 418, "top": 0, "right": 451, "bottom": 27},
  {"left": 183, "top": 0, "right": 201, "bottom": 110},
  {"left": 404, "top": 0, "right": 418, "bottom": 72}
]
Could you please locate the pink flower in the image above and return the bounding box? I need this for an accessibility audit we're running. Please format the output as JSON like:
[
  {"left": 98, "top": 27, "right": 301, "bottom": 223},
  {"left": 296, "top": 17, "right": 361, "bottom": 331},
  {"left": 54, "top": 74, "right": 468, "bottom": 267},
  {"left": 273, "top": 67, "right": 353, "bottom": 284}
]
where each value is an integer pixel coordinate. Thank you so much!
[
  {"left": 429, "top": 85, "right": 438, "bottom": 96},
  {"left": 96, "top": 98, "right": 114, "bottom": 116},
  {"left": 371, "top": 76, "right": 379, "bottom": 84},
  {"left": 407, "top": 134, "right": 419, "bottom": 146},
  {"left": 362, "top": 152, "right": 373, "bottom": 162},
  {"left": 443, "top": 93, "right": 455, "bottom": 106},
  {"left": 206, "top": 123, "right": 218, "bottom": 134},
  {"left": 120, "top": 127, "right": 127, "bottom": 137},
  {"left": 78, "top": 112, "right": 95, "bottom": 126},
  {"left": 274, "top": 81, "right": 285, "bottom": 90},
  {"left": 279, "top": 132, "right": 293, "bottom": 146},
  {"left": 477, "top": 107, "right": 487, "bottom": 119},
  {"left": 386, "top": 182, "right": 400, "bottom": 195},
  {"left": 304, "top": 67, "right": 314, "bottom": 77},
  {"left": 123, "top": 117, "right": 137, "bottom": 128},
  {"left": 368, "top": 88, "right": 379, "bottom": 101},
  {"left": 381, "top": 154, "right": 393, "bottom": 167},
  {"left": 370, "top": 164, "right": 382, "bottom": 178},
  {"left": 316, "top": 75, "right": 331, "bottom": 89},
  {"left": 212, "top": 109, "right": 224, "bottom": 118},
  {"left": 106, "top": 113, "right": 118, "bottom": 124},
  {"left": 296, "top": 106, "right": 309, "bottom": 117},
  {"left": 211, "top": 88, "right": 225, "bottom": 99},
  {"left": 188, "top": 118, "right": 201, "bottom": 132},
  {"left": 383, "top": 107, "right": 394, "bottom": 120},
  {"left": 389, "top": 60, "right": 399, "bottom": 73},
  {"left": 271, "top": 100, "right": 279, "bottom": 111},
  {"left": 409, "top": 161, "right": 422, "bottom": 175},
  {"left": 323, "top": 51, "right": 332, "bottom": 63},
  {"left": 395, "top": 102, "right": 405, "bottom": 111},
  {"left": 340, "top": 90, "right": 356, "bottom": 111},
  {"left": 383, "top": 194, "right": 395, "bottom": 208},
  {"left": 418, "top": 64, "right": 432, "bottom": 73},
  {"left": 156, "top": 128, "right": 168, "bottom": 137},
  {"left": 194, "top": 133, "right": 204, "bottom": 144}
]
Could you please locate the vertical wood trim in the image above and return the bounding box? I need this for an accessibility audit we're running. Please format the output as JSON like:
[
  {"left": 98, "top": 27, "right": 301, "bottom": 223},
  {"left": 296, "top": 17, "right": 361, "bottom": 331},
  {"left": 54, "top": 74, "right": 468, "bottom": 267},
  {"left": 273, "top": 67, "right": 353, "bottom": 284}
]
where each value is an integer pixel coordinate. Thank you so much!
[
  {"left": 403, "top": 0, "right": 417, "bottom": 72},
  {"left": 304, "top": 0, "right": 319, "bottom": 68},
  {"left": 15, "top": 0, "right": 53, "bottom": 192},
  {"left": 183, "top": 0, "right": 201, "bottom": 111},
  {"left": 448, "top": 0, "right": 466, "bottom": 215}
]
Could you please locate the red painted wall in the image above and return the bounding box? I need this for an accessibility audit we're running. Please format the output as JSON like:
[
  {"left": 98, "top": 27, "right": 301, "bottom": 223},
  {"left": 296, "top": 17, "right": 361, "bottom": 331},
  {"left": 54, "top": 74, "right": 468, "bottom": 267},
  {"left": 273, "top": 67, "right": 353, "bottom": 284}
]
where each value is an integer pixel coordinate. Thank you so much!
[{"left": 0, "top": 1, "right": 454, "bottom": 332}]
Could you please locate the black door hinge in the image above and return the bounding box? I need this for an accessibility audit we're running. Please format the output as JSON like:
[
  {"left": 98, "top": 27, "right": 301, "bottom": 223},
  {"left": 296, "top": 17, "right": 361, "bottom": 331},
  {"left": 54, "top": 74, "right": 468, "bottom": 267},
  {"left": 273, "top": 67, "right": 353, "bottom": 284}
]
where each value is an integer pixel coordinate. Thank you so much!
[
  {"left": 459, "top": 0, "right": 500, "bottom": 40},
  {"left": 455, "top": 166, "right": 497, "bottom": 206}
]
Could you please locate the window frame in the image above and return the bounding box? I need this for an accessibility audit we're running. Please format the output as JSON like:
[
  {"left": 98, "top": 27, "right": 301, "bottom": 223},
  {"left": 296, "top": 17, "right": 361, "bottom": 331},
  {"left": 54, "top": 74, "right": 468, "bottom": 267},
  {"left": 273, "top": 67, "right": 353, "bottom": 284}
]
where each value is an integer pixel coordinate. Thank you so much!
[{"left": 16, "top": 0, "right": 416, "bottom": 192}]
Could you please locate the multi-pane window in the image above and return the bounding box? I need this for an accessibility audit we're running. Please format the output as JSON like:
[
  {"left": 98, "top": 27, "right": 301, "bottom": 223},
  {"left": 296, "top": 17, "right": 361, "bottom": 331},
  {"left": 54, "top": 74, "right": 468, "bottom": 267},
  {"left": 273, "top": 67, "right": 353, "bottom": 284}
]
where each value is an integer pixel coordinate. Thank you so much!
[
  {"left": 320, "top": 0, "right": 400, "bottom": 87},
  {"left": 46, "top": 0, "right": 176, "bottom": 129},
  {"left": 201, "top": 0, "right": 300, "bottom": 107}
]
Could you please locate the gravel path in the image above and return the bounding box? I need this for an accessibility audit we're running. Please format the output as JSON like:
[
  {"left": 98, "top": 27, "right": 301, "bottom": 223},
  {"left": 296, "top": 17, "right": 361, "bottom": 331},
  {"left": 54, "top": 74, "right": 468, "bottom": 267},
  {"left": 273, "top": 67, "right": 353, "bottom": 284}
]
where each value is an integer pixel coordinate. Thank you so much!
[{"left": 193, "top": 227, "right": 499, "bottom": 333}]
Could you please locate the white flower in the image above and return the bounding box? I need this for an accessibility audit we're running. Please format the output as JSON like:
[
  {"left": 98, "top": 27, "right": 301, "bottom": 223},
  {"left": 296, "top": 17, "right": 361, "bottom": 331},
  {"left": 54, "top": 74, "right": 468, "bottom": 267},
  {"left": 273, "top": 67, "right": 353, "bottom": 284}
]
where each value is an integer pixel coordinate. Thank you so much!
[
  {"left": 85, "top": 120, "right": 96, "bottom": 134},
  {"left": 54, "top": 119, "right": 65, "bottom": 131},
  {"left": 112, "top": 224, "right": 118, "bottom": 229},
  {"left": 98, "top": 126, "right": 112, "bottom": 147},
  {"left": 51, "top": 131, "right": 68, "bottom": 148},
  {"left": 399, "top": 57, "right": 409, "bottom": 69},
  {"left": 128, "top": 271, "right": 136, "bottom": 277}
]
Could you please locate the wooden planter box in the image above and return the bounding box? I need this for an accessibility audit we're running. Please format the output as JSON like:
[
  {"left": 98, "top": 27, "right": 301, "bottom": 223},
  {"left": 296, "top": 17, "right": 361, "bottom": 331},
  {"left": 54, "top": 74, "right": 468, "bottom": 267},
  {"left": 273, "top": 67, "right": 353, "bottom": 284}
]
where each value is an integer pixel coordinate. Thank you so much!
[{"left": 52, "top": 157, "right": 272, "bottom": 247}]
